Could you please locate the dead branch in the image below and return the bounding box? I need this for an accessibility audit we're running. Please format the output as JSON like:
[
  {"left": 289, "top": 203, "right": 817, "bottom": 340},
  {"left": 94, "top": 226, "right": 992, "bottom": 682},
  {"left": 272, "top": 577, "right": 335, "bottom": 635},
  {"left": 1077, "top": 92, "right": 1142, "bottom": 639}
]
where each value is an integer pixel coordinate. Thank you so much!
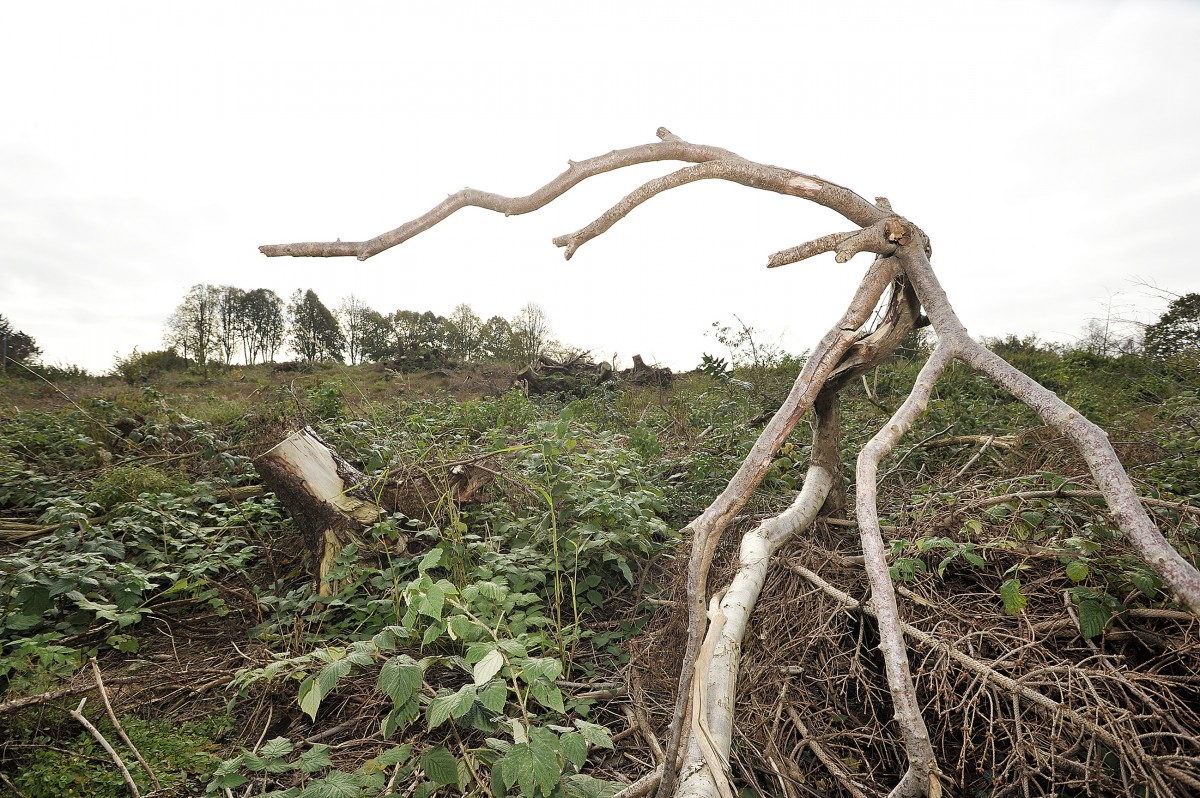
[
  {"left": 261, "top": 128, "right": 885, "bottom": 262},
  {"left": 257, "top": 127, "right": 1200, "bottom": 798},
  {"left": 923, "top": 434, "right": 1020, "bottom": 451},
  {"left": 968, "top": 488, "right": 1200, "bottom": 515},
  {"left": 70, "top": 698, "right": 141, "bottom": 798},
  {"left": 90, "top": 659, "right": 160, "bottom": 791},
  {"left": 854, "top": 343, "right": 953, "bottom": 796}
]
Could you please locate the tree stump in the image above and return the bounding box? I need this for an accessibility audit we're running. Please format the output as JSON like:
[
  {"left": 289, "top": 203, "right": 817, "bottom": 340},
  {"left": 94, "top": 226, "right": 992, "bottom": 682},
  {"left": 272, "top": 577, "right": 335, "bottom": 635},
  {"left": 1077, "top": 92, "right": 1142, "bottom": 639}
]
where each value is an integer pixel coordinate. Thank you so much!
[{"left": 257, "top": 427, "right": 384, "bottom": 595}]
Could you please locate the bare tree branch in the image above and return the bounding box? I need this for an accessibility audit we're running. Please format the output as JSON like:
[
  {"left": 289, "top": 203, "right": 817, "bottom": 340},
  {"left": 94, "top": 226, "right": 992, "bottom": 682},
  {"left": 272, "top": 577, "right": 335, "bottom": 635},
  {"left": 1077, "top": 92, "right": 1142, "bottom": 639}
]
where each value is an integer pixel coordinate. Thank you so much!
[
  {"left": 260, "top": 128, "right": 884, "bottom": 261},
  {"left": 886, "top": 230, "right": 1200, "bottom": 614},
  {"left": 257, "top": 128, "right": 1200, "bottom": 798},
  {"left": 855, "top": 343, "right": 953, "bottom": 796}
]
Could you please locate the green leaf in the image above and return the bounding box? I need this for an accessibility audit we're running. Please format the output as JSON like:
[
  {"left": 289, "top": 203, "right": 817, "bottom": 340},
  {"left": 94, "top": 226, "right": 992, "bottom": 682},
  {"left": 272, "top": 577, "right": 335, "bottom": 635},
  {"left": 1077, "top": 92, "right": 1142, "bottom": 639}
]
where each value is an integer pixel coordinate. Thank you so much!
[
  {"left": 316, "top": 658, "right": 352, "bottom": 699},
  {"left": 259, "top": 737, "right": 295, "bottom": 760},
  {"left": 371, "top": 626, "right": 403, "bottom": 651},
  {"left": 961, "top": 550, "right": 986, "bottom": 569},
  {"left": 451, "top": 683, "right": 478, "bottom": 719},
  {"left": 381, "top": 699, "right": 420, "bottom": 738},
  {"left": 243, "top": 751, "right": 291, "bottom": 774},
  {"left": 1128, "top": 571, "right": 1160, "bottom": 598},
  {"left": 528, "top": 679, "right": 565, "bottom": 713},
  {"left": 298, "top": 676, "right": 321, "bottom": 721},
  {"left": 560, "top": 731, "right": 588, "bottom": 770},
  {"left": 479, "top": 679, "right": 507, "bottom": 713},
  {"left": 426, "top": 691, "right": 458, "bottom": 729},
  {"left": 507, "top": 743, "right": 539, "bottom": 797},
  {"left": 529, "top": 735, "right": 563, "bottom": 796},
  {"left": 574, "top": 720, "right": 614, "bottom": 750},
  {"left": 421, "top": 746, "right": 460, "bottom": 786},
  {"left": 518, "top": 657, "right": 562, "bottom": 684},
  {"left": 447, "top": 614, "right": 474, "bottom": 641},
  {"left": 999, "top": 578, "right": 1027, "bottom": 616},
  {"left": 1077, "top": 599, "right": 1110, "bottom": 640},
  {"left": 207, "top": 772, "right": 249, "bottom": 791},
  {"left": 296, "top": 744, "right": 332, "bottom": 773},
  {"left": 422, "top": 621, "right": 446, "bottom": 646},
  {"left": 302, "top": 769, "right": 362, "bottom": 798},
  {"left": 564, "top": 774, "right": 623, "bottom": 798},
  {"left": 378, "top": 656, "right": 423, "bottom": 704},
  {"left": 474, "top": 649, "right": 505, "bottom": 685},
  {"left": 417, "top": 547, "right": 444, "bottom": 574},
  {"left": 1065, "top": 561, "right": 1089, "bottom": 583},
  {"left": 419, "top": 582, "right": 445, "bottom": 619},
  {"left": 961, "top": 519, "right": 982, "bottom": 537},
  {"left": 1019, "top": 510, "right": 1045, "bottom": 528},
  {"left": 374, "top": 744, "right": 413, "bottom": 767}
]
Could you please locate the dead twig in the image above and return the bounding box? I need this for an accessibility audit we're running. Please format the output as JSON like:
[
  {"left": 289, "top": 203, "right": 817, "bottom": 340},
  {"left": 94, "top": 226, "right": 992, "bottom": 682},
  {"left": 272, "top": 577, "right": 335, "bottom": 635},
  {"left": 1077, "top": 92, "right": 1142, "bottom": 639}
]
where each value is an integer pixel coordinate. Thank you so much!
[
  {"left": 90, "top": 659, "right": 160, "bottom": 791},
  {"left": 70, "top": 698, "right": 141, "bottom": 798}
]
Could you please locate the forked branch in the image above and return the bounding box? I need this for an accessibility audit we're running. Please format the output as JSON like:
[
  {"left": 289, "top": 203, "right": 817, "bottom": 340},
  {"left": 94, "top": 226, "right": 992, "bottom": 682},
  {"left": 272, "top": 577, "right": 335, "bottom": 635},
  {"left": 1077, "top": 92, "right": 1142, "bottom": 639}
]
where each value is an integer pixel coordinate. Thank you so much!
[
  {"left": 259, "top": 128, "right": 1200, "bottom": 798},
  {"left": 261, "top": 128, "right": 885, "bottom": 261}
]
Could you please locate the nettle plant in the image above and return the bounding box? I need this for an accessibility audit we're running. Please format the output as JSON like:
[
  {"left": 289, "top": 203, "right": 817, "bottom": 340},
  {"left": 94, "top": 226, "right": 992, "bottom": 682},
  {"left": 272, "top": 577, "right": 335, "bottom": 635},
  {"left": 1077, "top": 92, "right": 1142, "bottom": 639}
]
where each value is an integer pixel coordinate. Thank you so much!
[{"left": 226, "top": 548, "right": 617, "bottom": 798}]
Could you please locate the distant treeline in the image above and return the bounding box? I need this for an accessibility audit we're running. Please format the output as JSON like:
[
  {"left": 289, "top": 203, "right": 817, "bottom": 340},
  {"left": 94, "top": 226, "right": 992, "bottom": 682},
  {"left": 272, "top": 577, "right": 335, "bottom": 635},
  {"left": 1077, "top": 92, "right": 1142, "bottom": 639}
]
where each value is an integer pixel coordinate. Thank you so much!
[{"left": 144, "top": 284, "right": 557, "bottom": 373}]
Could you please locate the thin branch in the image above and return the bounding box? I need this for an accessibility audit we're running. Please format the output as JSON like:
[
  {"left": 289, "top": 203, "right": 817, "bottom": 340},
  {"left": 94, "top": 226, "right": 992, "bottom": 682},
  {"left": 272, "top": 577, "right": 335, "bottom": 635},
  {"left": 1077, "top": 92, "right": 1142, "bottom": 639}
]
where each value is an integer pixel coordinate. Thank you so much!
[
  {"left": 70, "top": 698, "right": 141, "bottom": 798},
  {"left": 768, "top": 218, "right": 904, "bottom": 269},
  {"left": 554, "top": 160, "right": 799, "bottom": 259},
  {"left": 952, "top": 434, "right": 996, "bottom": 480},
  {"left": 90, "top": 660, "right": 160, "bottom": 791},
  {"left": 261, "top": 128, "right": 884, "bottom": 261},
  {"left": 0, "top": 676, "right": 142, "bottom": 717},
  {"left": 786, "top": 707, "right": 873, "bottom": 798},
  {"left": 969, "top": 488, "right": 1200, "bottom": 515}
]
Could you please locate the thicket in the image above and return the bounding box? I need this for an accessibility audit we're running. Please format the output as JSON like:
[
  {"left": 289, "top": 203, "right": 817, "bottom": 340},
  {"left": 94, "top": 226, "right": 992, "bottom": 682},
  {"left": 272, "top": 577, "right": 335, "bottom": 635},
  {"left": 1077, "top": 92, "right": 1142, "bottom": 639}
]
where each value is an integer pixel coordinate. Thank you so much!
[{"left": 1, "top": 334, "right": 1197, "bottom": 797}]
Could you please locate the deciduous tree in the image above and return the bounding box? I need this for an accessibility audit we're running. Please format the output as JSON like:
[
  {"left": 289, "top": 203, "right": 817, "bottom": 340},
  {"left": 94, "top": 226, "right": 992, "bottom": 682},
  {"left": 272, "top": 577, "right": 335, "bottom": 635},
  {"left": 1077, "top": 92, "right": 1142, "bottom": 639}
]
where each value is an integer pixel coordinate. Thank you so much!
[
  {"left": 445, "top": 303, "right": 483, "bottom": 361},
  {"left": 165, "top": 283, "right": 220, "bottom": 373},
  {"left": 241, "top": 288, "right": 286, "bottom": 364},
  {"left": 213, "top": 285, "right": 246, "bottom": 367},
  {"left": 337, "top": 294, "right": 371, "bottom": 365},
  {"left": 1144, "top": 292, "right": 1200, "bottom": 359},
  {"left": 511, "top": 301, "right": 551, "bottom": 364},
  {"left": 288, "top": 289, "right": 344, "bottom": 364}
]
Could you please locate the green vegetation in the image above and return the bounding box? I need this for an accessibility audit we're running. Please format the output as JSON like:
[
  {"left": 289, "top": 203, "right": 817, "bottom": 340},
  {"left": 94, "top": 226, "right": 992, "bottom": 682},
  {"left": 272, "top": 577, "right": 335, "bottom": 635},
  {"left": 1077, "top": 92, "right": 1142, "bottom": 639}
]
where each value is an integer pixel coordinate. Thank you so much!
[{"left": 1, "top": 313, "right": 1198, "bottom": 796}]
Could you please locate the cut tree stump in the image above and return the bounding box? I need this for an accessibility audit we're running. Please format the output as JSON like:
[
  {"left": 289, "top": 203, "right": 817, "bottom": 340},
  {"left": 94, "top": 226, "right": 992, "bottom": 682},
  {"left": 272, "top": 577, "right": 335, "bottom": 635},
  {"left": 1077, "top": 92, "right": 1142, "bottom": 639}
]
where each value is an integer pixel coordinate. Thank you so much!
[
  {"left": 257, "top": 427, "right": 386, "bottom": 595},
  {"left": 257, "top": 426, "right": 495, "bottom": 595}
]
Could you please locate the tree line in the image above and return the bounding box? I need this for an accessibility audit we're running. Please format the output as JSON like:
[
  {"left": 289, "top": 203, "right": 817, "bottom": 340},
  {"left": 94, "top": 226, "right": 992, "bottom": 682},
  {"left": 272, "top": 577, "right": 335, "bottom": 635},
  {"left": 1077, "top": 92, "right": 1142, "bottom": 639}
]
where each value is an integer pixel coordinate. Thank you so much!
[{"left": 160, "top": 284, "right": 557, "bottom": 370}]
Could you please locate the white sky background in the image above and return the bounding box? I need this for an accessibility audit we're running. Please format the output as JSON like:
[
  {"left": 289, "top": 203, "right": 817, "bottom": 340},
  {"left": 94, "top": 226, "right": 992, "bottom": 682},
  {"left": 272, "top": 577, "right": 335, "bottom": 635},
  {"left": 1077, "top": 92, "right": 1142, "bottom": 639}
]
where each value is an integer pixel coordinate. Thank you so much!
[{"left": 2, "top": 0, "right": 1198, "bottom": 373}]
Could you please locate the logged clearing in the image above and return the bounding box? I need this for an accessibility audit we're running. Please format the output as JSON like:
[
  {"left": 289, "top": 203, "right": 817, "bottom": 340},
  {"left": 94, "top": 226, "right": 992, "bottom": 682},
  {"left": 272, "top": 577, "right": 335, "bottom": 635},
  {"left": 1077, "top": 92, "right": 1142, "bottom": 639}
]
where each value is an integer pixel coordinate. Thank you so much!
[{"left": 2, "top": 347, "right": 1198, "bottom": 797}]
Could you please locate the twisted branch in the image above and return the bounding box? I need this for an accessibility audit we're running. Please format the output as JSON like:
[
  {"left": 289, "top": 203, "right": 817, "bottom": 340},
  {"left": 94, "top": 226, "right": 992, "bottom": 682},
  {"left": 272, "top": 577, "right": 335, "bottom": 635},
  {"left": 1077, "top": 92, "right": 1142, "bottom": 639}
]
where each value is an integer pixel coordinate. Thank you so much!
[
  {"left": 261, "top": 128, "right": 884, "bottom": 261},
  {"left": 257, "top": 128, "right": 1200, "bottom": 798}
]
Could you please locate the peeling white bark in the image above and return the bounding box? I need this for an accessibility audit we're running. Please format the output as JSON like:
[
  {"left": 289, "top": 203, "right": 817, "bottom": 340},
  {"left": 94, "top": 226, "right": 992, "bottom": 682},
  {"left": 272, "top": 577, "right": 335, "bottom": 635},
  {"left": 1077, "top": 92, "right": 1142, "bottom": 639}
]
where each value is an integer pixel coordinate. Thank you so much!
[{"left": 675, "top": 466, "right": 834, "bottom": 798}]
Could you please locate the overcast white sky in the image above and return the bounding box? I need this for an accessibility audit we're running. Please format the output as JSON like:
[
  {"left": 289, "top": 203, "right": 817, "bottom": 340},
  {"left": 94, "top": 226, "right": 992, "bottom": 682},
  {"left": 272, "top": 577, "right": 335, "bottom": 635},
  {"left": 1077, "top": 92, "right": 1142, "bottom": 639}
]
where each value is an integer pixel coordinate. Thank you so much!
[{"left": 2, "top": 0, "right": 1198, "bottom": 373}]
